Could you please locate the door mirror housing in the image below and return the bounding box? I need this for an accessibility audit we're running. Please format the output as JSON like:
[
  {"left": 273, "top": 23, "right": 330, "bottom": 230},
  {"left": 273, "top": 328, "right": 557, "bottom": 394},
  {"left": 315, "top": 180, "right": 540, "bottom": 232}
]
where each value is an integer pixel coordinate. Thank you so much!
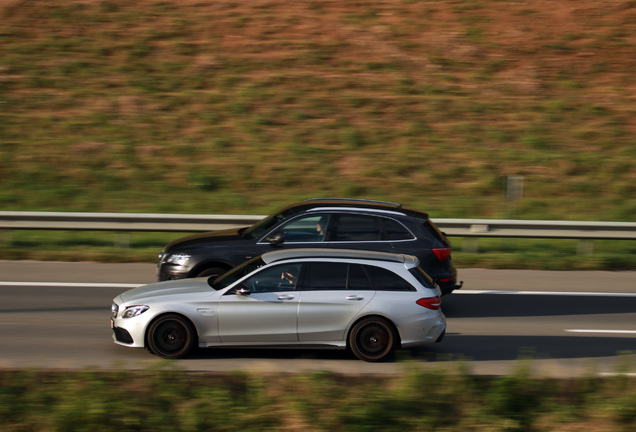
[
  {"left": 265, "top": 230, "right": 285, "bottom": 246},
  {"left": 235, "top": 282, "right": 251, "bottom": 296}
]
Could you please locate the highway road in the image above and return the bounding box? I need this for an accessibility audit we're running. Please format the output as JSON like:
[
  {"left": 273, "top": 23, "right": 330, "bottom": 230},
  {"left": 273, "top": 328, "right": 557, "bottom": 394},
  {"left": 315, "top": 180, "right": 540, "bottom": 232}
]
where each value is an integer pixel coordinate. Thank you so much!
[{"left": 1, "top": 260, "right": 635, "bottom": 377}]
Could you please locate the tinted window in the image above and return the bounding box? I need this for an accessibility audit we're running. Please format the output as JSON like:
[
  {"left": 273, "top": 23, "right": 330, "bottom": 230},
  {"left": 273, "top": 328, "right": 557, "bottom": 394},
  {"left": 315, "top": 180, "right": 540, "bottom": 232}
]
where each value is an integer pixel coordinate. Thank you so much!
[
  {"left": 301, "top": 262, "right": 374, "bottom": 291},
  {"left": 332, "top": 215, "right": 381, "bottom": 241},
  {"left": 381, "top": 218, "right": 413, "bottom": 240},
  {"left": 303, "top": 262, "right": 348, "bottom": 290},
  {"left": 364, "top": 265, "right": 416, "bottom": 291},
  {"left": 347, "top": 264, "right": 374, "bottom": 290},
  {"left": 410, "top": 266, "right": 435, "bottom": 289}
]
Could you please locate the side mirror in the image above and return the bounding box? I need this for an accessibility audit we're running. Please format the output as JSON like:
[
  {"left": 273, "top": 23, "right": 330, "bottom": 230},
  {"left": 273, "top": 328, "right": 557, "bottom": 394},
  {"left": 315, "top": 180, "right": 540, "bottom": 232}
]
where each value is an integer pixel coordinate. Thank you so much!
[
  {"left": 235, "top": 282, "right": 251, "bottom": 296},
  {"left": 265, "top": 230, "right": 285, "bottom": 246}
]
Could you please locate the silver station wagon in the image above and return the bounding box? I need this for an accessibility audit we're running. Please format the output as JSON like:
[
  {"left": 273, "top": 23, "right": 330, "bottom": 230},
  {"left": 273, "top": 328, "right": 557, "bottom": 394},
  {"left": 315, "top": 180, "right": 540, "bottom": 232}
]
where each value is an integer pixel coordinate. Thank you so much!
[{"left": 112, "top": 249, "right": 446, "bottom": 362}]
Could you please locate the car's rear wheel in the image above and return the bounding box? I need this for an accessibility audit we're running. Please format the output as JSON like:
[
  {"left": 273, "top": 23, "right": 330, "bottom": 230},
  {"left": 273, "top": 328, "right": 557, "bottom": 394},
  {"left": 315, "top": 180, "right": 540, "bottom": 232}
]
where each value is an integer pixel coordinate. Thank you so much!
[
  {"left": 196, "top": 266, "right": 228, "bottom": 279},
  {"left": 349, "top": 317, "right": 397, "bottom": 362},
  {"left": 147, "top": 314, "right": 196, "bottom": 359}
]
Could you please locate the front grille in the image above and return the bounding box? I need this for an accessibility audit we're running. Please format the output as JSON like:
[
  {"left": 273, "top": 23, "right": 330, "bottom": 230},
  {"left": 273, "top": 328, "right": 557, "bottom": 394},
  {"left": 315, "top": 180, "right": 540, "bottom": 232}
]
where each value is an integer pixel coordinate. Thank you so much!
[{"left": 113, "top": 327, "right": 134, "bottom": 344}]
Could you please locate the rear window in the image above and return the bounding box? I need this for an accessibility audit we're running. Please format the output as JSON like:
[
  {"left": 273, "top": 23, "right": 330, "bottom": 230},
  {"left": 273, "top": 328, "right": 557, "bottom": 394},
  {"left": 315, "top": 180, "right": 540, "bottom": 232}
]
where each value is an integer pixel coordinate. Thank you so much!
[
  {"left": 409, "top": 266, "right": 436, "bottom": 289},
  {"left": 364, "top": 265, "right": 416, "bottom": 292}
]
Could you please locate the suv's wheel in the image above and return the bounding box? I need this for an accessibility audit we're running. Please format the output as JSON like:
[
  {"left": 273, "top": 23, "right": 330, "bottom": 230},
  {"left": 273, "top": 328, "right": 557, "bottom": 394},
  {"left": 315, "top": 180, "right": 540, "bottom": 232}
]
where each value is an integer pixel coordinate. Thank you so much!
[
  {"left": 196, "top": 267, "right": 228, "bottom": 279},
  {"left": 147, "top": 314, "right": 196, "bottom": 359},
  {"left": 349, "top": 317, "right": 397, "bottom": 362}
]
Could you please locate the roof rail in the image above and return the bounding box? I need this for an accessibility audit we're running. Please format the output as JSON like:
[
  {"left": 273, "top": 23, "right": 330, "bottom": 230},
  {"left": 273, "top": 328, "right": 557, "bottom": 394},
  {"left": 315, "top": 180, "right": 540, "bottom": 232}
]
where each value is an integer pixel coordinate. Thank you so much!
[
  {"left": 262, "top": 248, "right": 419, "bottom": 266},
  {"left": 304, "top": 198, "right": 402, "bottom": 208}
]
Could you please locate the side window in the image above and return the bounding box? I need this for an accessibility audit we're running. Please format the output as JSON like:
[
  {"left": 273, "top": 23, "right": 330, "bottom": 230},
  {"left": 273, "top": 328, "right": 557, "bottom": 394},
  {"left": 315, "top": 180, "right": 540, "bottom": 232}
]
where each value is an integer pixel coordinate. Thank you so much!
[
  {"left": 243, "top": 263, "right": 301, "bottom": 293},
  {"left": 332, "top": 215, "right": 381, "bottom": 242},
  {"left": 347, "top": 264, "right": 374, "bottom": 290},
  {"left": 302, "top": 263, "right": 374, "bottom": 291},
  {"left": 381, "top": 218, "right": 414, "bottom": 241},
  {"left": 363, "top": 265, "right": 416, "bottom": 292},
  {"left": 279, "top": 215, "right": 329, "bottom": 243},
  {"left": 303, "top": 262, "right": 348, "bottom": 291}
]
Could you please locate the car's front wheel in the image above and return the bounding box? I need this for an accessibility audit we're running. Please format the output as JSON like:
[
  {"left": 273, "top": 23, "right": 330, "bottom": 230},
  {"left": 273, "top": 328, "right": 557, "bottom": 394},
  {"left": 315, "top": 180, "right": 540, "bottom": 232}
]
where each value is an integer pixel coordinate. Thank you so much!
[
  {"left": 349, "top": 317, "right": 397, "bottom": 362},
  {"left": 147, "top": 314, "right": 196, "bottom": 359}
]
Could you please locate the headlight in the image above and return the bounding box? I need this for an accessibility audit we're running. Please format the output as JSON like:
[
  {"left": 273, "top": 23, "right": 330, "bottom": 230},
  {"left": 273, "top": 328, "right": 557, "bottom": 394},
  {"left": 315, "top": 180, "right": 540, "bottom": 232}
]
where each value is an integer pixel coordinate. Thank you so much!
[
  {"left": 165, "top": 253, "right": 191, "bottom": 266},
  {"left": 122, "top": 305, "right": 150, "bottom": 318},
  {"left": 111, "top": 302, "right": 119, "bottom": 318}
]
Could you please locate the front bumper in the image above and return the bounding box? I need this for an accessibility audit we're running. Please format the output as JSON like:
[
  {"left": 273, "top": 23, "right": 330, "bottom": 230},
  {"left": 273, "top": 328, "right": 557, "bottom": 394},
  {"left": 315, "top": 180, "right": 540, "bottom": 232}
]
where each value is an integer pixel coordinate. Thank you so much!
[{"left": 158, "top": 265, "right": 189, "bottom": 281}]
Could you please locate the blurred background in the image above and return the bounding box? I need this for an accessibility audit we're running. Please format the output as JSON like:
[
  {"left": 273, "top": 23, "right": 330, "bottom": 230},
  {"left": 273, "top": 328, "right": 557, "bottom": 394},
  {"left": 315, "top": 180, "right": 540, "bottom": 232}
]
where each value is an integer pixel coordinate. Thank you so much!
[{"left": 1, "top": 0, "right": 635, "bottom": 267}]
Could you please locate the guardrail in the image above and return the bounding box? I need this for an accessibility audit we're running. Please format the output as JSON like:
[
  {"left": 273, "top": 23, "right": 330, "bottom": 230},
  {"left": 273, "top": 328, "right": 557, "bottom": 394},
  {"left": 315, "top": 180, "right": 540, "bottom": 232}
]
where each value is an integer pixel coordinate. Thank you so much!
[{"left": 1, "top": 211, "right": 635, "bottom": 240}]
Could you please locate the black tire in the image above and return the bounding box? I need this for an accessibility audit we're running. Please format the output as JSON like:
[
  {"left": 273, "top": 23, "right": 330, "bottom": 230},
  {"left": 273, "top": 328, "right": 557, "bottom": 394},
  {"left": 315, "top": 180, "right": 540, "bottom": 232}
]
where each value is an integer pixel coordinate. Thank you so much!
[
  {"left": 147, "top": 314, "right": 196, "bottom": 359},
  {"left": 196, "top": 267, "right": 228, "bottom": 279},
  {"left": 349, "top": 317, "right": 397, "bottom": 362}
]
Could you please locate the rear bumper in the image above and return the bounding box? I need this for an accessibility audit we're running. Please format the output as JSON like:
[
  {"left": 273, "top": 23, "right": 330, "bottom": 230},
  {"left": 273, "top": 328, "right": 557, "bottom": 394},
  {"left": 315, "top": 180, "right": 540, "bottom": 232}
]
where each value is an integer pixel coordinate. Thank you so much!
[{"left": 440, "top": 280, "right": 463, "bottom": 296}]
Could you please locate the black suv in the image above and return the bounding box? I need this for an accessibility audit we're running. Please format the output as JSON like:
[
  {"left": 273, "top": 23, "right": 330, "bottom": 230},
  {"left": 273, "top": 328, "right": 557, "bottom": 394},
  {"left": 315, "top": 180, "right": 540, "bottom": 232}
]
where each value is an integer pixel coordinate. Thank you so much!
[{"left": 157, "top": 199, "right": 462, "bottom": 295}]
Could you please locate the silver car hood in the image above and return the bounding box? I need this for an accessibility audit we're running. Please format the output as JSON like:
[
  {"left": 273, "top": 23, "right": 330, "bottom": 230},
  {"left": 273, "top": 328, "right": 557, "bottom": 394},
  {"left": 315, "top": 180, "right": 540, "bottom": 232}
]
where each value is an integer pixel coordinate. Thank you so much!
[{"left": 121, "top": 278, "right": 213, "bottom": 303}]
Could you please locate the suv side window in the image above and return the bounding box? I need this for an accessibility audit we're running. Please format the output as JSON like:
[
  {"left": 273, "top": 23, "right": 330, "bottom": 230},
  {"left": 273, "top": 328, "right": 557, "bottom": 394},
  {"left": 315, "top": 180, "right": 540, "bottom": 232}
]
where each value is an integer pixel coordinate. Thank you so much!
[
  {"left": 301, "top": 262, "right": 374, "bottom": 291},
  {"left": 278, "top": 215, "right": 329, "bottom": 243},
  {"left": 331, "top": 215, "right": 381, "bottom": 241},
  {"left": 363, "top": 265, "right": 416, "bottom": 291},
  {"left": 381, "top": 218, "right": 413, "bottom": 240},
  {"left": 330, "top": 214, "right": 413, "bottom": 242}
]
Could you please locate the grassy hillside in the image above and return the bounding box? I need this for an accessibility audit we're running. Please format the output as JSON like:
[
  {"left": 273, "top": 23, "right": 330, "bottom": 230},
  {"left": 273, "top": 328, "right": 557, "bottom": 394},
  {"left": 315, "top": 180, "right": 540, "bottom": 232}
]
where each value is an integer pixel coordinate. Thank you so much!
[
  {"left": 2, "top": 0, "right": 635, "bottom": 220},
  {"left": 1, "top": 1, "right": 636, "bottom": 268}
]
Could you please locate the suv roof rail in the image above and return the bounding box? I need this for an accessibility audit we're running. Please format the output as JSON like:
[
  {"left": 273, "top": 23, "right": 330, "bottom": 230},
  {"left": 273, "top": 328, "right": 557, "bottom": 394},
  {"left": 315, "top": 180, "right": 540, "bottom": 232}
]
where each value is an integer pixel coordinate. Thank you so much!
[
  {"left": 262, "top": 248, "right": 419, "bottom": 266},
  {"left": 304, "top": 198, "right": 402, "bottom": 208}
]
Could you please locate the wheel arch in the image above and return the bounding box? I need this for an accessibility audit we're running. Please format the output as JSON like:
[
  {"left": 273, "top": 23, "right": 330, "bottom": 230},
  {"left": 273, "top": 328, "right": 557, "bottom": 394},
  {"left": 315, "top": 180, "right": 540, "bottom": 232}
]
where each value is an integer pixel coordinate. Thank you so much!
[{"left": 189, "top": 261, "right": 234, "bottom": 278}]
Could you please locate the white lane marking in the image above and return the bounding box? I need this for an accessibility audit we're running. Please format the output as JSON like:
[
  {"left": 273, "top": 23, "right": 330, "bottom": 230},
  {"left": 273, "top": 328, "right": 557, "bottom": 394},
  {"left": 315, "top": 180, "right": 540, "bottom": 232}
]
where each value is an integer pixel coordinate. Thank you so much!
[
  {"left": 600, "top": 373, "right": 636, "bottom": 377},
  {"left": 566, "top": 329, "right": 636, "bottom": 334},
  {"left": 0, "top": 282, "right": 141, "bottom": 288},
  {"left": 455, "top": 290, "right": 636, "bottom": 297}
]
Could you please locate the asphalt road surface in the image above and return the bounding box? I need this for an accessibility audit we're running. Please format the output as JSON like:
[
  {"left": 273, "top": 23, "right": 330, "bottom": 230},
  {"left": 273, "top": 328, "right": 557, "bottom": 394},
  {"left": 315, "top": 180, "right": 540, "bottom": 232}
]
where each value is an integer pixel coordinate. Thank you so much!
[{"left": 1, "top": 261, "right": 635, "bottom": 377}]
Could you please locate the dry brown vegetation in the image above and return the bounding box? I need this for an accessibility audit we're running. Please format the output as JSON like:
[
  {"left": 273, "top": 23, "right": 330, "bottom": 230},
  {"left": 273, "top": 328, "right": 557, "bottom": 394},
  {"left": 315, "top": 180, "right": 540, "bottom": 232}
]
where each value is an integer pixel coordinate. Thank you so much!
[
  {"left": 1, "top": 0, "right": 636, "bottom": 266},
  {"left": 1, "top": 0, "right": 636, "bottom": 219}
]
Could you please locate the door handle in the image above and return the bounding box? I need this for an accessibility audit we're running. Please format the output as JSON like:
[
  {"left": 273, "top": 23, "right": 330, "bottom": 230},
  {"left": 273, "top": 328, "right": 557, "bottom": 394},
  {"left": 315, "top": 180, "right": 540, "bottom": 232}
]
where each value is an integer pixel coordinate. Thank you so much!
[
  {"left": 346, "top": 295, "right": 364, "bottom": 301},
  {"left": 277, "top": 295, "right": 295, "bottom": 301}
]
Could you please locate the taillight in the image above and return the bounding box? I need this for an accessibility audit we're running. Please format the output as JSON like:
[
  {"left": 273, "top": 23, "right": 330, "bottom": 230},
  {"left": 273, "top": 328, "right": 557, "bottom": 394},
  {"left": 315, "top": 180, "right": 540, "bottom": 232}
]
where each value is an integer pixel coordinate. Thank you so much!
[
  {"left": 432, "top": 247, "right": 451, "bottom": 261},
  {"left": 416, "top": 296, "right": 441, "bottom": 310}
]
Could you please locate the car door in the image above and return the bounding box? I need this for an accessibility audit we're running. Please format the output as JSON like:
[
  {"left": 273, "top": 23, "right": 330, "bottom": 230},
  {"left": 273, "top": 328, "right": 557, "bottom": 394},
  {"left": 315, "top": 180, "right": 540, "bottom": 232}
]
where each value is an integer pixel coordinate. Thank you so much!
[
  {"left": 297, "top": 262, "right": 375, "bottom": 342},
  {"left": 217, "top": 263, "right": 301, "bottom": 343}
]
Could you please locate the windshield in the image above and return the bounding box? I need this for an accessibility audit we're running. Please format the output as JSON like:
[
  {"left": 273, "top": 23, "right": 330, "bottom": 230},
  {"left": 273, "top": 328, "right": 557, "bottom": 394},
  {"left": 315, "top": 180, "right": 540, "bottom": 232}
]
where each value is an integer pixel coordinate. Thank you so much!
[
  {"left": 242, "top": 208, "right": 295, "bottom": 239},
  {"left": 210, "top": 257, "right": 266, "bottom": 290}
]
